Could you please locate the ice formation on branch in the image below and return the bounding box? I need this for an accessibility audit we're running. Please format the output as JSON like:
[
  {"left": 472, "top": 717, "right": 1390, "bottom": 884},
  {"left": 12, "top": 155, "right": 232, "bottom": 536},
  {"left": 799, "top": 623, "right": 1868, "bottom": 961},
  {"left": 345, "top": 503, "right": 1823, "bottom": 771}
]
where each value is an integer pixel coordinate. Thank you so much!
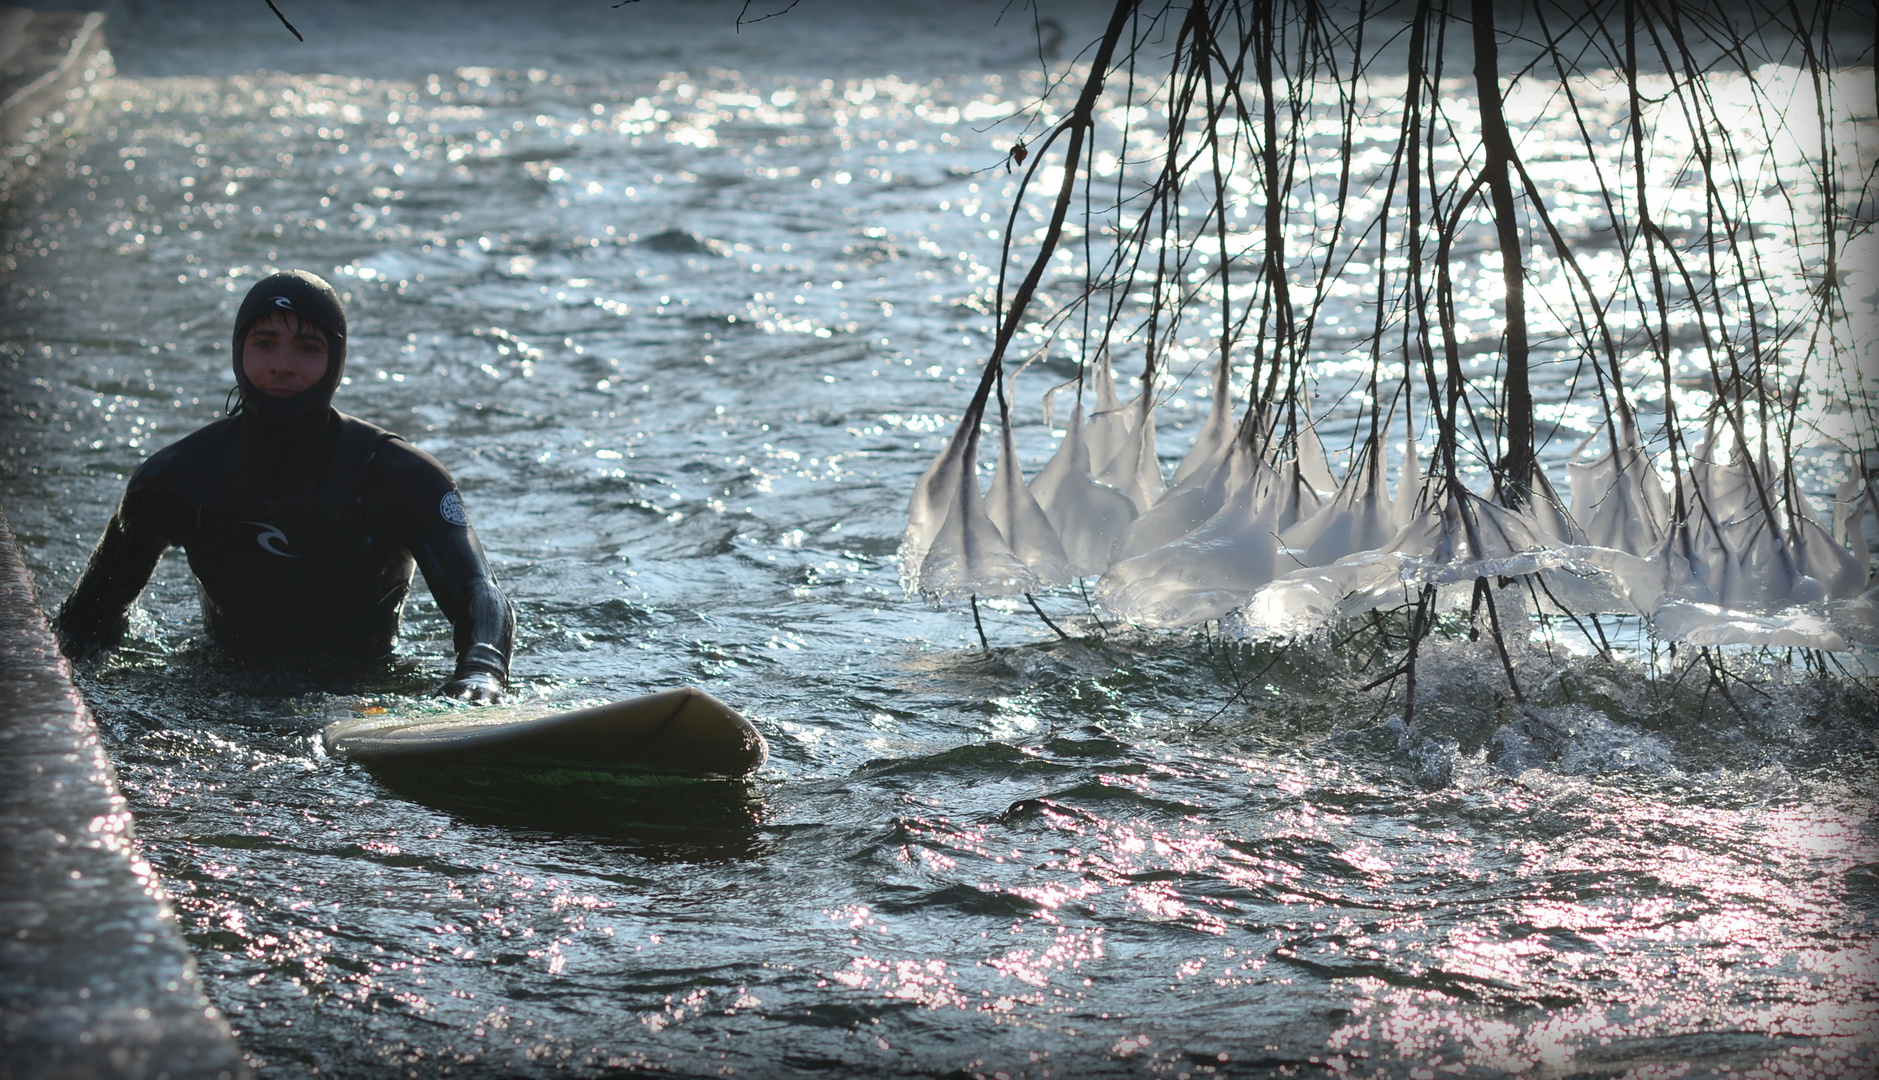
[
  {"left": 900, "top": 350, "right": 1874, "bottom": 653},
  {"left": 895, "top": 0, "right": 1878, "bottom": 655},
  {"left": 985, "top": 386, "right": 1075, "bottom": 587},
  {"left": 902, "top": 396, "right": 1039, "bottom": 601},
  {"left": 1031, "top": 400, "right": 1138, "bottom": 575},
  {"left": 903, "top": 387, "right": 1874, "bottom": 650}
]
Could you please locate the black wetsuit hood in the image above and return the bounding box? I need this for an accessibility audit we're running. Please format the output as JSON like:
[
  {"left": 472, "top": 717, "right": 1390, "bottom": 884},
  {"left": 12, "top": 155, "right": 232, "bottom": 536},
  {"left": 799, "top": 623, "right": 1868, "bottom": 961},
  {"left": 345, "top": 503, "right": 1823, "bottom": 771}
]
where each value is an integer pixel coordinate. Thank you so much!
[
  {"left": 231, "top": 270, "right": 349, "bottom": 426},
  {"left": 231, "top": 270, "right": 349, "bottom": 480}
]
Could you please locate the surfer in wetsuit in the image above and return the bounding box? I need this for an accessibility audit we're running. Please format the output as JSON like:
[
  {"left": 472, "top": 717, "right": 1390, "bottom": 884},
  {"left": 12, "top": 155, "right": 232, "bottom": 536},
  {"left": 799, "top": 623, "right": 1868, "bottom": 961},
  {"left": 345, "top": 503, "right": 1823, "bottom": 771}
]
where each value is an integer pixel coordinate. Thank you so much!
[{"left": 55, "top": 270, "right": 514, "bottom": 702}]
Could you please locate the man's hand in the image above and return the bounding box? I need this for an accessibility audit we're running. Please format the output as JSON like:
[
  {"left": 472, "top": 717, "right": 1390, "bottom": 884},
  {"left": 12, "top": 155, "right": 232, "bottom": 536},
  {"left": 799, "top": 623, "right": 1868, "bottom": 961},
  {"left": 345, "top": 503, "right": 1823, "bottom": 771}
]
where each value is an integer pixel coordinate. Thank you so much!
[{"left": 437, "top": 670, "right": 505, "bottom": 704}]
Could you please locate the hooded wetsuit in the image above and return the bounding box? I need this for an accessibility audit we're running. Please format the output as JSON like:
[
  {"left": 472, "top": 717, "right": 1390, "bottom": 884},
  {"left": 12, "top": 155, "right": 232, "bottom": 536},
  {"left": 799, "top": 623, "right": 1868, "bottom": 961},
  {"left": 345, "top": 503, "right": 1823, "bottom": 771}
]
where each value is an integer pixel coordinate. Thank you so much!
[{"left": 56, "top": 271, "right": 514, "bottom": 689}]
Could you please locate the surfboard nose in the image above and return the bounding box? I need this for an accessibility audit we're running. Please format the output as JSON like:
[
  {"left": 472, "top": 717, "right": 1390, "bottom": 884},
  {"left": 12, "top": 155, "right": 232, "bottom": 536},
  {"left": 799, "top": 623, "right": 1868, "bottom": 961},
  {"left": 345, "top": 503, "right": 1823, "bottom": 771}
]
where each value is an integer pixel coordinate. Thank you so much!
[{"left": 633, "top": 687, "right": 768, "bottom": 776}]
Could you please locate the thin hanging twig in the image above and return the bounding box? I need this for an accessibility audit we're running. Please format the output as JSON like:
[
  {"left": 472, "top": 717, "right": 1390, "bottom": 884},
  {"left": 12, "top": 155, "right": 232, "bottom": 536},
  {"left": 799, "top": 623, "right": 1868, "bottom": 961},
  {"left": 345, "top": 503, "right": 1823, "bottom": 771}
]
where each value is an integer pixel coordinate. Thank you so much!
[
  {"left": 1025, "top": 594, "right": 1072, "bottom": 641},
  {"left": 264, "top": 0, "right": 304, "bottom": 42}
]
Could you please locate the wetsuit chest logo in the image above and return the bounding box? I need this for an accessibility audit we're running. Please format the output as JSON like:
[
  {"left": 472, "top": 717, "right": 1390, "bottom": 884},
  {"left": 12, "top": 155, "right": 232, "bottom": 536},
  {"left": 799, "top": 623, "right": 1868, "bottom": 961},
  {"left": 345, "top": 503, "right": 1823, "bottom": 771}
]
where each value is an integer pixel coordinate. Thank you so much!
[{"left": 244, "top": 521, "right": 298, "bottom": 557}]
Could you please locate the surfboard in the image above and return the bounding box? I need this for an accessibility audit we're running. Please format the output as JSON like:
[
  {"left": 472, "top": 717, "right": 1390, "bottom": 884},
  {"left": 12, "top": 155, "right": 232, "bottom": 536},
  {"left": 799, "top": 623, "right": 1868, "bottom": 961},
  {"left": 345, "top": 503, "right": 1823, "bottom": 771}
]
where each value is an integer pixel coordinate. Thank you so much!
[{"left": 321, "top": 687, "right": 767, "bottom": 780}]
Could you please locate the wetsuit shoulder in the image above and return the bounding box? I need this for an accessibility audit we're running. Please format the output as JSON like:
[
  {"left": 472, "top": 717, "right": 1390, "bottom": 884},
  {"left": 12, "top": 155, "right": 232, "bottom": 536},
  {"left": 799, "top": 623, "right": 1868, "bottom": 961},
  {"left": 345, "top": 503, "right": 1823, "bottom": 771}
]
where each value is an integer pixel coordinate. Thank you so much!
[
  {"left": 327, "top": 413, "right": 434, "bottom": 475},
  {"left": 127, "top": 415, "right": 240, "bottom": 493},
  {"left": 329, "top": 411, "right": 402, "bottom": 457},
  {"left": 349, "top": 419, "right": 460, "bottom": 510}
]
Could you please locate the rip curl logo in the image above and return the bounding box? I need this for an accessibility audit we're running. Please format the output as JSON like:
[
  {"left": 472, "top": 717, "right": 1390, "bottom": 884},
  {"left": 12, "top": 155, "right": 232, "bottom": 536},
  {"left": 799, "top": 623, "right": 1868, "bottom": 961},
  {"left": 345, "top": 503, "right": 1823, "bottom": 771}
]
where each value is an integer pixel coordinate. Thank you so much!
[
  {"left": 272, "top": 296, "right": 294, "bottom": 310},
  {"left": 439, "top": 491, "right": 469, "bottom": 527},
  {"left": 244, "top": 521, "right": 296, "bottom": 557}
]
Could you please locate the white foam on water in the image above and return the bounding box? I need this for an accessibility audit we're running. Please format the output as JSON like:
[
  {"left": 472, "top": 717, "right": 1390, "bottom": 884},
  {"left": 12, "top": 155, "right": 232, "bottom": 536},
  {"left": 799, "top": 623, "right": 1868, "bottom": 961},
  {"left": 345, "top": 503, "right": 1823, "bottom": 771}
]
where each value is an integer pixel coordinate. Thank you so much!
[{"left": 1488, "top": 704, "right": 1680, "bottom": 778}]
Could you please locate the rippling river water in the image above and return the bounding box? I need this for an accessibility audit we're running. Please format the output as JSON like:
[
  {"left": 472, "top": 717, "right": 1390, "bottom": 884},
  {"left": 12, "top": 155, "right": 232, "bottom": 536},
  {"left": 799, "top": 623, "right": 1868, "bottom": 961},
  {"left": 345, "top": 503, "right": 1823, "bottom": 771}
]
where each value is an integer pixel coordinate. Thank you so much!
[{"left": 2, "top": 2, "right": 1876, "bottom": 1077}]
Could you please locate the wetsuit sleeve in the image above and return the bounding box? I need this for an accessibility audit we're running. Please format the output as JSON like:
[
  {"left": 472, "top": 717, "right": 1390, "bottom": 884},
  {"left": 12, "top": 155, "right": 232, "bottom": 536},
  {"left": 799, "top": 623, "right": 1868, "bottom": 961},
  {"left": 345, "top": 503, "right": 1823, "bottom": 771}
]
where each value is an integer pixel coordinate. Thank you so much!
[
  {"left": 54, "top": 464, "right": 184, "bottom": 652},
  {"left": 369, "top": 441, "right": 515, "bottom": 684}
]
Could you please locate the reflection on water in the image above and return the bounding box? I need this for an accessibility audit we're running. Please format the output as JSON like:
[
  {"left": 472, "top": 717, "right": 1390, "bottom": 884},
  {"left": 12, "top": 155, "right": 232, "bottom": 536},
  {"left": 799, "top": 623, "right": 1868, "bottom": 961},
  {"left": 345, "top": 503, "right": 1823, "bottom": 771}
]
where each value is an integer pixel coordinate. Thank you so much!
[
  {"left": 1, "top": 1, "right": 1875, "bottom": 1077},
  {"left": 361, "top": 764, "right": 769, "bottom": 860}
]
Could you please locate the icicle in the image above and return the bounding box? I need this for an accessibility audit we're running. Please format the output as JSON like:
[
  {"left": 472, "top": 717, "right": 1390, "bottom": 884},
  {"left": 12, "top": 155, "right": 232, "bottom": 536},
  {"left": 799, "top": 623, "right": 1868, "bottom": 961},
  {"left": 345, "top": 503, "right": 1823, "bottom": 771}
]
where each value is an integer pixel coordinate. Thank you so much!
[
  {"left": 1518, "top": 455, "right": 1663, "bottom": 619},
  {"left": 1167, "top": 349, "right": 1234, "bottom": 489},
  {"left": 1294, "top": 409, "right": 1338, "bottom": 499},
  {"left": 1790, "top": 513, "right": 1866, "bottom": 601},
  {"left": 1490, "top": 464, "right": 1582, "bottom": 549},
  {"left": 1110, "top": 435, "right": 1243, "bottom": 562},
  {"left": 1537, "top": 544, "right": 1664, "bottom": 619},
  {"left": 917, "top": 412, "right": 1040, "bottom": 600},
  {"left": 1726, "top": 506, "right": 1812, "bottom": 607},
  {"left": 1669, "top": 478, "right": 1810, "bottom": 609},
  {"left": 1670, "top": 423, "right": 1808, "bottom": 608},
  {"left": 1395, "top": 424, "right": 1423, "bottom": 530},
  {"left": 1125, "top": 390, "right": 1167, "bottom": 508},
  {"left": 1644, "top": 450, "right": 1860, "bottom": 642},
  {"left": 899, "top": 401, "right": 985, "bottom": 591},
  {"left": 1780, "top": 468, "right": 1863, "bottom": 603},
  {"left": 1237, "top": 498, "right": 1451, "bottom": 638},
  {"left": 1083, "top": 348, "right": 1131, "bottom": 478},
  {"left": 1832, "top": 474, "right": 1874, "bottom": 587},
  {"left": 1094, "top": 455, "right": 1284, "bottom": 628},
  {"left": 1267, "top": 457, "right": 1324, "bottom": 536},
  {"left": 1040, "top": 375, "right": 1074, "bottom": 434},
  {"left": 1662, "top": 517, "right": 1726, "bottom": 608},
  {"left": 1662, "top": 423, "right": 1731, "bottom": 605},
  {"left": 1567, "top": 410, "right": 1667, "bottom": 557},
  {"left": 985, "top": 397, "right": 1075, "bottom": 587},
  {"left": 1278, "top": 436, "right": 1399, "bottom": 569},
  {"left": 1650, "top": 599, "right": 1847, "bottom": 650},
  {"left": 1091, "top": 346, "right": 1123, "bottom": 413},
  {"left": 1441, "top": 488, "right": 1553, "bottom": 574},
  {"left": 1091, "top": 380, "right": 1165, "bottom": 513},
  {"left": 1685, "top": 425, "right": 1766, "bottom": 548},
  {"left": 1030, "top": 402, "right": 1139, "bottom": 576}
]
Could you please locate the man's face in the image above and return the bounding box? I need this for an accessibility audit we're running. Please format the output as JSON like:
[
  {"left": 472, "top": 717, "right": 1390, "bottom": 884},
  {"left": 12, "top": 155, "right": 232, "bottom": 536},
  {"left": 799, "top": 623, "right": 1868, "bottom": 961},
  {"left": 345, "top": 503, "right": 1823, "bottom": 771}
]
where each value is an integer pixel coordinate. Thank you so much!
[{"left": 241, "top": 312, "right": 329, "bottom": 397}]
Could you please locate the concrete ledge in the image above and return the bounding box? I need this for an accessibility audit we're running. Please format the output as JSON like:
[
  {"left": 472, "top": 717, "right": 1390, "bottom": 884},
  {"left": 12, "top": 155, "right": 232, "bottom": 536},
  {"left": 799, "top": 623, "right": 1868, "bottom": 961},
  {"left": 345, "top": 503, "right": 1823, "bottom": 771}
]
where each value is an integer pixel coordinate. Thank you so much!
[
  {"left": 0, "top": 507, "right": 248, "bottom": 1079},
  {"left": 0, "top": 5, "right": 112, "bottom": 177},
  {"left": 1, "top": 13, "right": 244, "bottom": 1074}
]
